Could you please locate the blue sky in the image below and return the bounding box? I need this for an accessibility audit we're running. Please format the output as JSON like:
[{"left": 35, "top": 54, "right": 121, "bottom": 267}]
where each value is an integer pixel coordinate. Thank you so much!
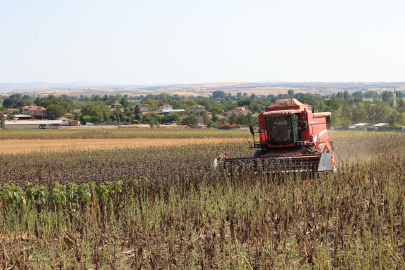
[{"left": 0, "top": 0, "right": 404, "bottom": 84}]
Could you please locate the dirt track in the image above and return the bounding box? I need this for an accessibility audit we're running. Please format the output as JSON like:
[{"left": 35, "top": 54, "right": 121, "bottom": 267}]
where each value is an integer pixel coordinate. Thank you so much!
[{"left": 0, "top": 138, "right": 247, "bottom": 154}]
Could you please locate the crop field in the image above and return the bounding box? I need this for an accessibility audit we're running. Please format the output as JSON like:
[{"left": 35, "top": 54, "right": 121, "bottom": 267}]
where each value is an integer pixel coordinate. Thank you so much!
[
  {"left": 0, "top": 138, "right": 248, "bottom": 154},
  {"left": 0, "top": 132, "right": 404, "bottom": 269},
  {"left": 0, "top": 128, "right": 250, "bottom": 141}
]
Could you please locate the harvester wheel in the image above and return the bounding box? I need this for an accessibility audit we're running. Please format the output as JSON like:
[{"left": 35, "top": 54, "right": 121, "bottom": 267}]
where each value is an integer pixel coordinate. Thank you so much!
[
  {"left": 254, "top": 149, "right": 267, "bottom": 158},
  {"left": 304, "top": 146, "right": 318, "bottom": 155}
]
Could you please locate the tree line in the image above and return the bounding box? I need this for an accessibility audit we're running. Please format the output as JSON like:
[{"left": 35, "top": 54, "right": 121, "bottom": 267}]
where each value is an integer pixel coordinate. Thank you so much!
[{"left": 1, "top": 89, "right": 404, "bottom": 127}]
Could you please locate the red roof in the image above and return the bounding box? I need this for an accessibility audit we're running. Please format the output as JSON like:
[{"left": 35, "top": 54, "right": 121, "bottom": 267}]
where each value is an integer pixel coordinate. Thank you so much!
[
  {"left": 28, "top": 107, "right": 46, "bottom": 111},
  {"left": 189, "top": 104, "right": 206, "bottom": 109},
  {"left": 230, "top": 124, "right": 240, "bottom": 128}
]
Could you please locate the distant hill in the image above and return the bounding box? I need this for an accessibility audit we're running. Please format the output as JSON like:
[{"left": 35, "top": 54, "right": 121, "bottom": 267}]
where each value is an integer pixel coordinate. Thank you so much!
[{"left": 1, "top": 81, "right": 404, "bottom": 97}]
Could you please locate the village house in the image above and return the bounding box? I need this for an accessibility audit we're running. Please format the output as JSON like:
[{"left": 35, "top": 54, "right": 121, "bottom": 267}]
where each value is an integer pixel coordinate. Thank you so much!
[
  {"left": 0, "top": 110, "right": 15, "bottom": 117},
  {"left": 28, "top": 106, "right": 47, "bottom": 119},
  {"left": 152, "top": 107, "right": 186, "bottom": 117},
  {"left": 208, "top": 113, "right": 227, "bottom": 120},
  {"left": 189, "top": 104, "right": 206, "bottom": 113},
  {"left": 157, "top": 104, "right": 173, "bottom": 110},
  {"left": 55, "top": 117, "right": 71, "bottom": 126},
  {"left": 110, "top": 102, "right": 121, "bottom": 109},
  {"left": 21, "top": 105, "right": 36, "bottom": 113},
  {"left": 130, "top": 104, "right": 148, "bottom": 113},
  {"left": 138, "top": 104, "right": 148, "bottom": 112},
  {"left": 224, "top": 107, "right": 252, "bottom": 118}
]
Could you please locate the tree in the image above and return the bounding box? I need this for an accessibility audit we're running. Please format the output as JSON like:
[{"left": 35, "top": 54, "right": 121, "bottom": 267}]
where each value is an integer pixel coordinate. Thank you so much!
[
  {"left": 370, "top": 100, "right": 392, "bottom": 123},
  {"left": 212, "top": 91, "right": 226, "bottom": 99},
  {"left": 41, "top": 98, "right": 74, "bottom": 114},
  {"left": 229, "top": 113, "right": 238, "bottom": 124},
  {"left": 46, "top": 104, "right": 67, "bottom": 117},
  {"left": 218, "top": 118, "right": 230, "bottom": 125},
  {"left": 83, "top": 115, "right": 91, "bottom": 123},
  {"left": 236, "top": 113, "right": 246, "bottom": 125},
  {"left": 202, "top": 111, "right": 209, "bottom": 125},
  {"left": 182, "top": 114, "right": 199, "bottom": 128},
  {"left": 287, "top": 90, "right": 294, "bottom": 97},
  {"left": 109, "top": 114, "right": 117, "bottom": 122},
  {"left": 2, "top": 98, "right": 16, "bottom": 108},
  {"left": 237, "top": 98, "right": 253, "bottom": 107},
  {"left": 133, "top": 105, "right": 141, "bottom": 115},
  {"left": 80, "top": 103, "right": 110, "bottom": 123},
  {"left": 162, "top": 112, "right": 180, "bottom": 124},
  {"left": 212, "top": 111, "right": 219, "bottom": 122},
  {"left": 124, "top": 107, "right": 132, "bottom": 117},
  {"left": 387, "top": 110, "right": 404, "bottom": 125},
  {"left": 326, "top": 97, "right": 341, "bottom": 111},
  {"left": 398, "top": 99, "right": 405, "bottom": 108},
  {"left": 186, "top": 99, "right": 197, "bottom": 106},
  {"left": 114, "top": 108, "right": 123, "bottom": 122},
  {"left": 6, "top": 114, "right": 14, "bottom": 120},
  {"left": 249, "top": 102, "right": 261, "bottom": 113},
  {"left": 343, "top": 91, "right": 349, "bottom": 100},
  {"left": 149, "top": 119, "right": 155, "bottom": 128},
  {"left": 207, "top": 120, "right": 216, "bottom": 128},
  {"left": 246, "top": 113, "right": 253, "bottom": 126},
  {"left": 145, "top": 98, "right": 156, "bottom": 111},
  {"left": 120, "top": 98, "right": 128, "bottom": 108},
  {"left": 0, "top": 116, "right": 5, "bottom": 129}
]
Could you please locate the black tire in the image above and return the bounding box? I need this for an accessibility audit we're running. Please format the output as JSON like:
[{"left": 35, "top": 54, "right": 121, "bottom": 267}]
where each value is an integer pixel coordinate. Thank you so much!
[
  {"left": 304, "top": 146, "right": 318, "bottom": 154},
  {"left": 254, "top": 149, "right": 267, "bottom": 158}
]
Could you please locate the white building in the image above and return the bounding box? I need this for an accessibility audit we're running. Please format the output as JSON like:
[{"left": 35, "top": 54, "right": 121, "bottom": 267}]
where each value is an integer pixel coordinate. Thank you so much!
[{"left": 5, "top": 120, "right": 64, "bottom": 129}]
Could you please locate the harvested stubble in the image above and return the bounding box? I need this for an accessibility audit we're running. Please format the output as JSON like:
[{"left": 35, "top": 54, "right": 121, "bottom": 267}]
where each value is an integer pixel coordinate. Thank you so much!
[{"left": 0, "top": 133, "right": 404, "bottom": 268}]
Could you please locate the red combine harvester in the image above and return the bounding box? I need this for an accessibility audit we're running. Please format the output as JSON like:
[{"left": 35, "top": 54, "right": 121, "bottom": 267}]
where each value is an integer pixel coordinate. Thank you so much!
[{"left": 216, "top": 99, "right": 336, "bottom": 172}]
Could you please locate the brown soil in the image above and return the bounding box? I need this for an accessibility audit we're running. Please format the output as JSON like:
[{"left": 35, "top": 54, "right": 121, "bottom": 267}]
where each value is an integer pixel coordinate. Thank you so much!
[{"left": 0, "top": 137, "right": 248, "bottom": 154}]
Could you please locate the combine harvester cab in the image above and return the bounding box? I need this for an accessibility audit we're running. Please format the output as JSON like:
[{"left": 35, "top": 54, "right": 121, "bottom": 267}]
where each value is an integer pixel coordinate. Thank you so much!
[{"left": 217, "top": 98, "right": 336, "bottom": 172}]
